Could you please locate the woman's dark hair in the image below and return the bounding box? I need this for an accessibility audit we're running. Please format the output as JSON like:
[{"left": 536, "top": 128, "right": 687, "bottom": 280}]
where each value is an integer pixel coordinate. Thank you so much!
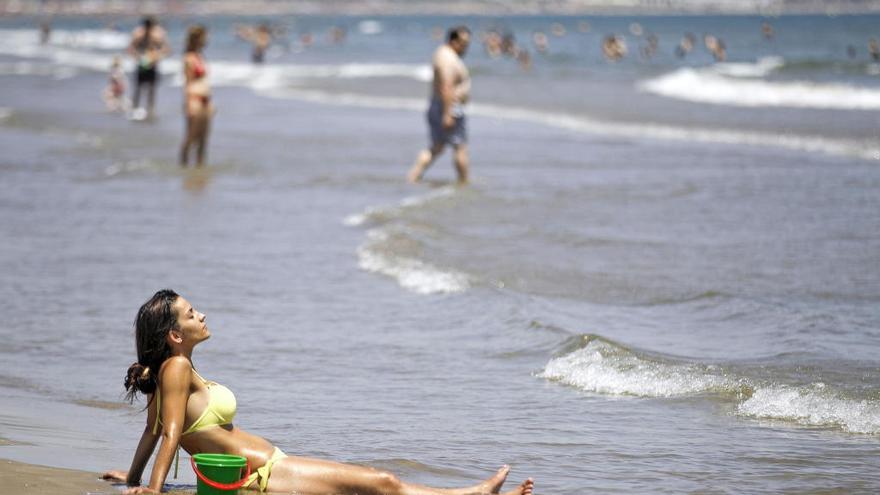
[
  {"left": 185, "top": 24, "right": 207, "bottom": 53},
  {"left": 124, "top": 289, "right": 180, "bottom": 403}
]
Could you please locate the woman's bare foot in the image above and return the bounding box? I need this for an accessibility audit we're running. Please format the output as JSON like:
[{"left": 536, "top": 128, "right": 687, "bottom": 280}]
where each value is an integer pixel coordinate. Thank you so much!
[
  {"left": 476, "top": 465, "right": 510, "bottom": 494},
  {"left": 501, "top": 478, "right": 534, "bottom": 495}
]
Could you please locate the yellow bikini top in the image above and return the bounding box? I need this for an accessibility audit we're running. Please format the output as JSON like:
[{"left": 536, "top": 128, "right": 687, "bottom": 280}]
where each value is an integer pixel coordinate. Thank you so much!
[{"left": 153, "top": 370, "right": 237, "bottom": 436}]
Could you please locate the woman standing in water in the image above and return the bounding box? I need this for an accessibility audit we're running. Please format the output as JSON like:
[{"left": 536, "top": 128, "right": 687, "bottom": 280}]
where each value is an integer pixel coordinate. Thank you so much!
[
  {"left": 102, "top": 290, "right": 535, "bottom": 495},
  {"left": 180, "top": 25, "right": 213, "bottom": 167}
]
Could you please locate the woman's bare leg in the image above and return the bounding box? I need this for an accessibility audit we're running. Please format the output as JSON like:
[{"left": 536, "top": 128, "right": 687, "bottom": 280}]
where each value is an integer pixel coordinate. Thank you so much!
[
  {"left": 266, "top": 456, "right": 533, "bottom": 495},
  {"left": 194, "top": 112, "right": 209, "bottom": 166},
  {"left": 180, "top": 115, "right": 195, "bottom": 166}
]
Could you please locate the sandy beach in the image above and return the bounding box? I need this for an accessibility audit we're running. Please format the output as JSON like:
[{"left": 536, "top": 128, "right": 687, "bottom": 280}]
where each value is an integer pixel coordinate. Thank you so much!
[
  {"left": 0, "top": 457, "right": 197, "bottom": 494},
  {"left": 0, "top": 457, "right": 113, "bottom": 495}
]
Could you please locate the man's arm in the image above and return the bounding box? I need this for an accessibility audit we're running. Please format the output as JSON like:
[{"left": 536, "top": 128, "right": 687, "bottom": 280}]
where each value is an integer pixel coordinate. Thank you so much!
[
  {"left": 436, "top": 51, "right": 458, "bottom": 128},
  {"left": 127, "top": 28, "right": 142, "bottom": 57}
]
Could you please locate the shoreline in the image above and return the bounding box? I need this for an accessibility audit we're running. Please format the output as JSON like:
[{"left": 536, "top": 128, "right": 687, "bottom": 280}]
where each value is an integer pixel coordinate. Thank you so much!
[
  {"left": 0, "top": 457, "right": 197, "bottom": 495},
  {"left": 0, "top": 457, "right": 115, "bottom": 495},
  {"left": 1, "top": 0, "right": 879, "bottom": 17}
]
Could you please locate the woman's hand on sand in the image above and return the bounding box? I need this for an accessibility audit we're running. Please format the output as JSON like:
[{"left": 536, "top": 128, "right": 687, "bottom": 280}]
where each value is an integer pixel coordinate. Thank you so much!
[{"left": 100, "top": 470, "right": 128, "bottom": 482}]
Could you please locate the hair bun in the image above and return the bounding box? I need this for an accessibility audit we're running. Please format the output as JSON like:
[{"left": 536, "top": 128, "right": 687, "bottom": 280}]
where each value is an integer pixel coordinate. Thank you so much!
[{"left": 125, "top": 362, "right": 147, "bottom": 390}]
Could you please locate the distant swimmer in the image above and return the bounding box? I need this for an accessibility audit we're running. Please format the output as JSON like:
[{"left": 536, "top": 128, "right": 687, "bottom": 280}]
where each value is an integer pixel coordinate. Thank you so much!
[
  {"left": 704, "top": 34, "right": 726, "bottom": 62},
  {"left": 846, "top": 45, "right": 857, "bottom": 59},
  {"left": 179, "top": 25, "right": 214, "bottom": 167},
  {"left": 761, "top": 21, "right": 775, "bottom": 40},
  {"left": 641, "top": 33, "right": 658, "bottom": 60},
  {"left": 128, "top": 16, "right": 169, "bottom": 119},
  {"left": 675, "top": 33, "right": 695, "bottom": 59},
  {"left": 102, "top": 55, "right": 128, "bottom": 112},
  {"left": 235, "top": 22, "right": 274, "bottom": 63},
  {"left": 602, "top": 34, "right": 627, "bottom": 62},
  {"left": 407, "top": 26, "right": 472, "bottom": 185},
  {"left": 39, "top": 19, "right": 51, "bottom": 44},
  {"left": 532, "top": 31, "right": 549, "bottom": 53},
  {"left": 869, "top": 38, "right": 880, "bottom": 61},
  {"left": 328, "top": 25, "right": 347, "bottom": 44}
]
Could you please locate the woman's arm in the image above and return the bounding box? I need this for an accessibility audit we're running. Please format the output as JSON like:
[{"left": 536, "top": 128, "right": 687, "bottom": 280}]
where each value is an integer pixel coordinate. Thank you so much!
[
  {"left": 124, "top": 423, "right": 160, "bottom": 486},
  {"left": 102, "top": 393, "right": 160, "bottom": 484},
  {"left": 137, "top": 356, "right": 191, "bottom": 494}
]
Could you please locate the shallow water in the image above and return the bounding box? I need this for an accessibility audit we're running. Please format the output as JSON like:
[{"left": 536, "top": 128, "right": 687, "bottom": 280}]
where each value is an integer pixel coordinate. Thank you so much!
[{"left": 0, "top": 13, "right": 879, "bottom": 494}]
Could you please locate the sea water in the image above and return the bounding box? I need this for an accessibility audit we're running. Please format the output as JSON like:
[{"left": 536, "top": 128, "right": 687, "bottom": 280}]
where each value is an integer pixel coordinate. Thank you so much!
[{"left": 0, "top": 13, "right": 878, "bottom": 494}]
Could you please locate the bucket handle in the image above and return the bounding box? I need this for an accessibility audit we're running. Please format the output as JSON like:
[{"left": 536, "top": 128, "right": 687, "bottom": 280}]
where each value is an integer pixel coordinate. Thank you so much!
[{"left": 190, "top": 457, "right": 252, "bottom": 491}]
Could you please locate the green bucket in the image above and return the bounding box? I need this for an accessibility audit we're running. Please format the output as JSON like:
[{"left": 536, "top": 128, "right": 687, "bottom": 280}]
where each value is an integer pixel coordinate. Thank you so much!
[{"left": 191, "top": 453, "right": 250, "bottom": 495}]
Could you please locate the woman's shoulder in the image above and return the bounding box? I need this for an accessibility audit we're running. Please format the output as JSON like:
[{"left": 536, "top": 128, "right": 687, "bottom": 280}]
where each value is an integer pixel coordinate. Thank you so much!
[{"left": 158, "top": 356, "right": 193, "bottom": 378}]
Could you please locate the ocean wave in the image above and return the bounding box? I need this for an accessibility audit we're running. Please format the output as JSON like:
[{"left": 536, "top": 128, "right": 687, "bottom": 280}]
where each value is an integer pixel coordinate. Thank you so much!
[
  {"left": 258, "top": 87, "right": 878, "bottom": 162},
  {"left": 206, "top": 61, "right": 432, "bottom": 89},
  {"left": 539, "top": 335, "right": 738, "bottom": 398},
  {"left": 713, "top": 56, "right": 785, "bottom": 78},
  {"left": 0, "top": 28, "right": 129, "bottom": 50},
  {"left": 0, "top": 61, "right": 79, "bottom": 79},
  {"left": 539, "top": 335, "right": 880, "bottom": 434},
  {"left": 738, "top": 384, "right": 880, "bottom": 434},
  {"left": 357, "top": 228, "right": 470, "bottom": 295},
  {"left": 343, "top": 186, "right": 457, "bottom": 227},
  {"left": 345, "top": 187, "right": 468, "bottom": 295},
  {"left": 640, "top": 64, "right": 880, "bottom": 111}
]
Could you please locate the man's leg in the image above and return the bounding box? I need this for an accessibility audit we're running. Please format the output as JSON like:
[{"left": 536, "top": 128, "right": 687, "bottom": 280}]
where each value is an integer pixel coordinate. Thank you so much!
[
  {"left": 452, "top": 143, "right": 469, "bottom": 184},
  {"left": 407, "top": 143, "right": 445, "bottom": 183}
]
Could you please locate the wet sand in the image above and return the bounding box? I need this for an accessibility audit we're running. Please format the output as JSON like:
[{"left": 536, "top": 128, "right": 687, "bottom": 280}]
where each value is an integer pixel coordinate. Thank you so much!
[
  {"left": 0, "top": 458, "right": 112, "bottom": 494},
  {"left": 0, "top": 457, "right": 194, "bottom": 495}
]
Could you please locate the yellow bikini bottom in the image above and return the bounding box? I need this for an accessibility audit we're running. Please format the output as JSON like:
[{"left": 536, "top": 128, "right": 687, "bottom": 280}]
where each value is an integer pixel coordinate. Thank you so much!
[{"left": 245, "top": 447, "right": 287, "bottom": 492}]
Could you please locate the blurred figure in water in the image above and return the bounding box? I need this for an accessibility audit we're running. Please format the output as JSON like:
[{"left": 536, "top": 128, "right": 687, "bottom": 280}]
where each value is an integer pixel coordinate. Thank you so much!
[
  {"left": 483, "top": 29, "right": 502, "bottom": 58},
  {"left": 328, "top": 25, "right": 347, "bottom": 44},
  {"left": 704, "top": 34, "right": 726, "bottom": 62},
  {"left": 869, "top": 38, "right": 879, "bottom": 61},
  {"left": 128, "top": 16, "right": 169, "bottom": 119},
  {"left": 602, "top": 34, "right": 626, "bottom": 62},
  {"left": 532, "top": 31, "right": 549, "bottom": 53},
  {"left": 39, "top": 19, "right": 51, "bottom": 44},
  {"left": 846, "top": 44, "right": 857, "bottom": 59},
  {"left": 516, "top": 48, "right": 532, "bottom": 71},
  {"left": 408, "top": 26, "right": 471, "bottom": 185},
  {"left": 675, "top": 33, "right": 695, "bottom": 58},
  {"left": 641, "top": 33, "right": 658, "bottom": 60},
  {"left": 761, "top": 21, "right": 775, "bottom": 40},
  {"left": 501, "top": 32, "right": 517, "bottom": 57},
  {"left": 180, "top": 25, "right": 214, "bottom": 167},
  {"left": 235, "top": 22, "right": 274, "bottom": 63},
  {"left": 102, "top": 55, "right": 128, "bottom": 112}
]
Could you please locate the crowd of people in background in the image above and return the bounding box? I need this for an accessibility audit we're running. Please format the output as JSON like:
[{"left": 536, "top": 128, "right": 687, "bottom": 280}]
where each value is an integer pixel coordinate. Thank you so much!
[{"left": 71, "top": 15, "right": 880, "bottom": 173}]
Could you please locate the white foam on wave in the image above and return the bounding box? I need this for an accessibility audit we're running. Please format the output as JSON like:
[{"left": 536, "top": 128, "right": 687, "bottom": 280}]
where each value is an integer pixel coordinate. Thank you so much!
[
  {"left": 357, "top": 228, "right": 470, "bottom": 295},
  {"left": 208, "top": 61, "right": 431, "bottom": 89},
  {"left": 640, "top": 64, "right": 880, "bottom": 111},
  {"left": 713, "top": 56, "right": 785, "bottom": 78},
  {"left": 343, "top": 186, "right": 456, "bottom": 227},
  {"left": 738, "top": 384, "right": 880, "bottom": 434},
  {"left": 539, "top": 338, "right": 734, "bottom": 398},
  {"left": 257, "top": 87, "right": 878, "bottom": 162},
  {"left": 47, "top": 29, "right": 130, "bottom": 50},
  {"left": 345, "top": 187, "right": 466, "bottom": 295},
  {"left": 0, "top": 107, "right": 12, "bottom": 121}
]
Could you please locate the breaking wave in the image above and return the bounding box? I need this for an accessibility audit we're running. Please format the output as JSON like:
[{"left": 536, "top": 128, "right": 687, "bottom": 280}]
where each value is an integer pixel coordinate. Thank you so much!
[{"left": 539, "top": 334, "right": 880, "bottom": 434}]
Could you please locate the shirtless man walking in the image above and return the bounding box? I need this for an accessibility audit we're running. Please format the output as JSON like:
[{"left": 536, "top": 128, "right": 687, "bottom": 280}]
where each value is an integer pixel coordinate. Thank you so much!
[
  {"left": 128, "top": 16, "right": 169, "bottom": 119},
  {"left": 407, "top": 26, "right": 472, "bottom": 184}
]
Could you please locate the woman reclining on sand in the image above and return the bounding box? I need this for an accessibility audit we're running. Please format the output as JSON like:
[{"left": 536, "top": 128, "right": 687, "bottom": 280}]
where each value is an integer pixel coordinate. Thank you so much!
[{"left": 102, "top": 289, "right": 535, "bottom": 495}]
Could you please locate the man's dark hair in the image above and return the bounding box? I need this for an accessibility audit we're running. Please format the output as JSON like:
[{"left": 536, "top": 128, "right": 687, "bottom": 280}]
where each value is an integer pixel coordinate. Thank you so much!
[{"left": 447, "top": 25, "right": 471, "bottom": 43}]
